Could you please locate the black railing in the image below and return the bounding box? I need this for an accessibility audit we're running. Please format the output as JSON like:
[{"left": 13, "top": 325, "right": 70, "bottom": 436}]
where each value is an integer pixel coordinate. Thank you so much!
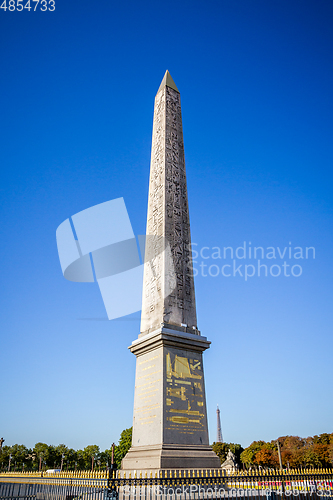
[{"left": 1, "top": 470, "right": 332, "bottom": 500}]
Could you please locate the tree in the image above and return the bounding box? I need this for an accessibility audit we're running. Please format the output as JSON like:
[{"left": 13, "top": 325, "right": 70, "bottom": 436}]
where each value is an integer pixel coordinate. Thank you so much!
[
  {"left": 25, "top": 450, "right": 36, "bottom": 471},
  {"left": 328, "top": 443, "right": 333, "bottom": 466},
  {"left": 212, "top": 442, "right": 244, "bottom": 466},
  {"left": 311, "top": 444, "right": 330, "bottom": 467},
  {"left": 54, "top": 444, "right": 69, "bottom": 469},
  {"left": 254, "top": 444, "right": 278, "bottom": 468},
  {"left": 82, "top": 445, "right": 100, "bottom": 470},
  {"left": 8, "top": 444, "right": 29, "bottom": 470},
  {"left": 2, "top": 430, "right": 331, "bottom": 472},
  {"left": 276, "top": 436, "right": 307, "bottom": 468},
  {"left": 0, "top": 445, "right": 11, "bottom": 471},
  {"left": 110, "top": 427, "right": 132, "bottom": 469},
  {"left": 33, "top": 443, "right": 50, "bottom": 470},
  {"left": 66, "top": 448, "right": 77, "bottom": 470},
  {"left": 212, "top": 442, "right": 229, "bottom": 464},
  {"left": 313, "top": 434, "right": 331, "bottom": 445},
  {"left": 99, "top": 450, "right": 111, "bottom": 469},
  {"left": 52, "top": 444, "right": 77, "bottom": 470},
  {"left": 76, "top": 449, "right": 85, "bottom": 470},
  {"left": 240, "top": 441, "right": 266, "bottom": 467}
]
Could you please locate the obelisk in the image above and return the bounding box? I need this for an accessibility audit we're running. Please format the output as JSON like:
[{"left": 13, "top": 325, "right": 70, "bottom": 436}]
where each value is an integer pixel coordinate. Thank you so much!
[{"left": 122, "top": 71, "right": 220, "bottom": 470}]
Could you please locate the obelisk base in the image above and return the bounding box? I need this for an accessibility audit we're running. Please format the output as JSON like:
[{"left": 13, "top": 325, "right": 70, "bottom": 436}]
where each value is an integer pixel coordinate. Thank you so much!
[
  {"left": 121, "top": 326, "right": 220, "bottom": 471},
  {"left": 121, "top": 443, "right": 221, "bottom": 470}
]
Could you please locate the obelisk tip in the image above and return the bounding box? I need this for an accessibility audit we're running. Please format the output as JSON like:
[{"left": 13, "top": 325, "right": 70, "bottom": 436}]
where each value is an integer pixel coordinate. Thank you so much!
[{"left": 157, "top": 70, "right": 179, "bottom": 94}]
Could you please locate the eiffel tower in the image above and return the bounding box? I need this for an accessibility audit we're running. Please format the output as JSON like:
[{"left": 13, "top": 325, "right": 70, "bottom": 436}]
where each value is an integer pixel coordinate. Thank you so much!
[{"left": 216, "top": 405, "right": 223, "bottom": 443}]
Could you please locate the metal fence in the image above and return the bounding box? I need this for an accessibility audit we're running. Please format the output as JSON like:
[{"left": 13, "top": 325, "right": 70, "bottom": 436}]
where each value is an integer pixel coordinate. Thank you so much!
[{"left": 1, "top": 469, "right": 332, "bottom": 500}]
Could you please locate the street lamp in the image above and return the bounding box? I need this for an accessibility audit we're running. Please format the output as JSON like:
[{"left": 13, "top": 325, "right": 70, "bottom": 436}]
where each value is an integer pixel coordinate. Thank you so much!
[
  {"left": 60, "top": 454, "right": 64, "bottom": 472},
  {"left": 111, "top": 443, "right": 116, "bottom": 471},
  {"left": 276, "top": 440, "right": 283, "bottom": 469},
  {"left": 8, "top": 454, "right": 12, "bottom": 472},
  {"left": 38, "top": 453, "right": 43, "bottom": 472}
]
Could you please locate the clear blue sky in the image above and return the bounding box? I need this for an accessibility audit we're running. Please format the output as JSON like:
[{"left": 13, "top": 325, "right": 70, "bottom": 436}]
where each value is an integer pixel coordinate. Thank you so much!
[{"left": 1, "top": 0, "right": 332, "bottom": 452}]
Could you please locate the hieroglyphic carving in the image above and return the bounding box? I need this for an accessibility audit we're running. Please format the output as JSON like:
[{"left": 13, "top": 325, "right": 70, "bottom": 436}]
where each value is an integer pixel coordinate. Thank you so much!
[
  {"left": 164, "top": 349, "right": 209, "bottom": 441},
  {"left": 140, "top": 84, "right": 197, "bottom": 334},
  {"left": 140, "top": 89, "right": 165, "bottom": 332}
]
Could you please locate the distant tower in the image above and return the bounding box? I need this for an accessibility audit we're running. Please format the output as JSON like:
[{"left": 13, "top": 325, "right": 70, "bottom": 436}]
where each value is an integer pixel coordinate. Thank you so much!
[{"left": 216, "top": 405, "right": 223, "bottom": 443}]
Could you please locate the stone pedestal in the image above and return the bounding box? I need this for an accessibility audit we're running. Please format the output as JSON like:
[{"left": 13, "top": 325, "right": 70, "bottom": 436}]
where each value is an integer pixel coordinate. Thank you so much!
[{"left": 122, "top": 325, "right": 220, "bottom": 470}]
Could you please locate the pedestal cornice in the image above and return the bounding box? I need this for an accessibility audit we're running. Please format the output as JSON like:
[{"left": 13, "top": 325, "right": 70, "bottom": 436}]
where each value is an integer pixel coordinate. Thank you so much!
[{"left": 130, "top": 326, "right": 211, "bottom": 357}]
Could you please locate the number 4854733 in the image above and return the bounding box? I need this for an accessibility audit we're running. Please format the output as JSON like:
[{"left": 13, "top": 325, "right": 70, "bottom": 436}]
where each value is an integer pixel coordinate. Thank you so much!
[{"left": 1, "top": 0, "right": 55, "bottom": 10}]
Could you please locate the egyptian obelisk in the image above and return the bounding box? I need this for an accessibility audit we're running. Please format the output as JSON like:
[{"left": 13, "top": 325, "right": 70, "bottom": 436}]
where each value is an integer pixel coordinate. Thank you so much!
[{"left": 122, "top": 71, "right": 220, "bottom": 470}]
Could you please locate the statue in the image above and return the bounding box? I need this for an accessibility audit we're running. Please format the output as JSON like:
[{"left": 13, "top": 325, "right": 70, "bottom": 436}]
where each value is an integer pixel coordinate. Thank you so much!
[
  {"left": 221, "top": 449, "right": 239, "bottom": 470},
  {"left": 0, "top": 438, "right": 4, "bottom": 451}
]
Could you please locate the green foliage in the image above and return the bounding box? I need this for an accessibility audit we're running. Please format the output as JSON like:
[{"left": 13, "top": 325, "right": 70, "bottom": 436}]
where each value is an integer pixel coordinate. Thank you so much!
[
  {"left": 110, "top": 427, "right": 132, "bottom": 469},
  {"left": 212, "top": 442, "right": 244, "bottom": 466},
  {"left": 212, "top": 442, "right": 228, "bottom": 463},
  {"left": 0, "top": 446, "right": 12, "bottom": 470},
  {"left": 82, "top": 445, "right": 100, "bottom": 470},
  {"left": 0, "top": 444, "right": 31, "bottom": 471},
  {"left": 1, "top": 429, "right": 331, "bottom": 472},
  {"left": 76, "top": 449, "right": 85, "bottom": 470},
  {"left": 33, "top": 442, "right": 49, "bottom": 460},
  {"left": 118, "top": 428, "right": 132, "bottom": 456},
  {"left": 240, "top": 441, "right": 266, "bottom": 466},
  {"left": 32, "top": 443, "right": 51, "bottom": 470},
  {"left": 10, "top": 444, "right": 29, "bottom": 469},
  {"left": 240, "top": 433, "right": 333, "bottom": 469},
  {"left": 313, "top": 433, "right": 333, "bottom": 445}
]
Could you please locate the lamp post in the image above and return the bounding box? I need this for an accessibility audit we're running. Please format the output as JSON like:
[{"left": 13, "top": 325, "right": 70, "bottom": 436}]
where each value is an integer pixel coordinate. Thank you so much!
[
  {"left": 60, "top": 454, "right": 64, "bottom": 472},
  {"left": 8, "top": 454, "right": 12, "bottom": 472},
  {"left": 111, "top": 443, "right": 115, "bottom": 471},
  {"left": 107, "top": 443, "right": 116, "bottom": 477},
  {"left": 75, "top": 461, "right": 77, "bottom": 472},
  {"left": 106, "top": 444, "right": 117, "bottom": 500},
  {"left": 276, "top": 440, "right": 283, "bottom": 470},
  {"left": 91, "top": 455, "right": 94, "bottom": 472}
]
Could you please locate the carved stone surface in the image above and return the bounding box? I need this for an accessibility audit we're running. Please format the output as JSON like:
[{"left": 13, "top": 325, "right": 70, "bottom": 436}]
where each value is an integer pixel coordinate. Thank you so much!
[
  {"left": 140, "top": 78, "right": 197, "bottom": 336},
  {"left": 121, "top": 326, "right": 220, "bottom": 470},
  {"left": 122, "top": 72, "right": 220, "bottom": 470}
]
